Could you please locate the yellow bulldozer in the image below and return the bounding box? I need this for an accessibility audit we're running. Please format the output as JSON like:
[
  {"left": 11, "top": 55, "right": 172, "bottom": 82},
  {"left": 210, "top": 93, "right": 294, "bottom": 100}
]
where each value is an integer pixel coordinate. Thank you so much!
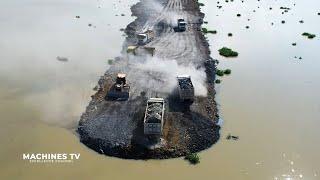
[
  {"left": 127, "top": 46, "right": 155, "bottom": 56},
  {"left": 106, "top": 73, "right": 130, "bottom": 101}
]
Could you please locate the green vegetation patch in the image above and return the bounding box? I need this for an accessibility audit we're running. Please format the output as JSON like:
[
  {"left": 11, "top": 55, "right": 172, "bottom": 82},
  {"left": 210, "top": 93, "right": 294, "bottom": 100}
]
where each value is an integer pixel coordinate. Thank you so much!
[
  {"left": 216, "top": 69, "right": 225, "bottom": 77},
  {"left": 216, "top": 69, "right": 232, "bottom": 76},
  {"left": 218, "top": 47, "right": 238, "bottom": 57},
  {"left": 215, "top": 79, "right": 221, "bottom": 84},
  {"left": 202, "top": 28, "right": 217, "bottom": 34},
  {"left": 224, "top": 69, "right": 232, "bottom": 75},
  {"left": 108, "top": 59, "right": 113, "bottom": 65},
  {"left": 185, "top": 153, "right": 200, "bottom": 165},
  {"left": 280, "top": 7, "right": 291, "bottom": 10},
  {"left": 302, "top": 32, "right": 316, "bottom": 39}
]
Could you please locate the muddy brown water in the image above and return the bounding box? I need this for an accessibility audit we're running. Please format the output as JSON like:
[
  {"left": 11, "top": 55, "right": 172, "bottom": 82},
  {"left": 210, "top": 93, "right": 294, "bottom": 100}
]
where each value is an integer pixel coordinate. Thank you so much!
[{"left": 0, "top": 0, "right": 320, "bottom": 179}]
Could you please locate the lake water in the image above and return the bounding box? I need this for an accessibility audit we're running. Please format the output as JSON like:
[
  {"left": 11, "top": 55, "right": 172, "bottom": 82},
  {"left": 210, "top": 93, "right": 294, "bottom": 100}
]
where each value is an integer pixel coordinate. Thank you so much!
[{"left": 0, "top": 0, "right": 319, "bottom": 179}]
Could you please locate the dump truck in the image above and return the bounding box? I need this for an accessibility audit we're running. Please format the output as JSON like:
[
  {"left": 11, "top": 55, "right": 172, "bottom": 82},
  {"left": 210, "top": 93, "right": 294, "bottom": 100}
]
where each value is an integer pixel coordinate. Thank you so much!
[
  {"left": 106, "top": 73, "right": 130, "bottom": 100},
  {"left": 177, "top": 75, "right": 195, "bottom": 101},
  {"left": 144, "top": 98, "right": 165, "bottom": 136},
  {"left": 127, "top": 46, "right": 138, "bottom": 54},
  {"left": 137, "top": 30, "right": 155, "bottom": 45},
  {"left": 176, "top": 19, "right": 186, "bottom": 32},
  {"left": 127, "top": 45, "right": 155, "bottom": 56}
]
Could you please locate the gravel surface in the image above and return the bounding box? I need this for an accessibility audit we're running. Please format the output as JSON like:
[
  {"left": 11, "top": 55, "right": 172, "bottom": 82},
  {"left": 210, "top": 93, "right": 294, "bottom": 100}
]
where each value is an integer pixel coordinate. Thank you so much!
[{"left": 78, "top": 0, "right": 220, "bottom": 159}]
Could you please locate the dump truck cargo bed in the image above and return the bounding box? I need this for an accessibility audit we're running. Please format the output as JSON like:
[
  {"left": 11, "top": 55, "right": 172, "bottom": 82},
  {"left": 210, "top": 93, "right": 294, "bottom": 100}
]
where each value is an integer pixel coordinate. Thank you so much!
[
  {"left": 143, "top": 98, "right": 165, "bottom": 136},
  {"left": 177, "top": 75, "right": 195, "bottom": 101}
]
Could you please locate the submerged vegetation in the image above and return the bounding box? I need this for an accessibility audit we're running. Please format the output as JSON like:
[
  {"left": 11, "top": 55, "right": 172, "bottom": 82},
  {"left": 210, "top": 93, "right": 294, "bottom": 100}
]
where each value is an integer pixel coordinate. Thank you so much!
[
  {"left": 185, "top": 153, "right": 200, "bottom": 165},
  {"left": 302, "top": 32, "right": 316, "bottom": 39},
  {"left": 108, "top": 59, "right": 113, "bottom": 65},
  {"left": 219, "top": 47, "right": 238, "bottom": 57}
]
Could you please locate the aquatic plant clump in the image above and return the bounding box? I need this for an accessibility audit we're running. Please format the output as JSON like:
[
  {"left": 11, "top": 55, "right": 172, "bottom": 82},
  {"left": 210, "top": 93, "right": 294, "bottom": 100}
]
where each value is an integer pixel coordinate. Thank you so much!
[
  {"left": 218, "top": 47, "right": 238, "bottom": 57},
  {"left": 216, "top": 69, "right": 225, "bottom": 77},
  {"left": 302, "top": 32, "right": 316, "bottom": 39},
  {"left": 202, "top": 28, "right": 217, "bottom": 34},
  {"left": 198, "top": 2, "right": 205, "bottom": 6},
  {"left": 224, "top": 69, "right": 232, "bottom": 75},
  {"left": 185, "top": 153, "right": 200, "bottom": 164},
  {"left": 215, "top": 79, "right": 221, "bottom": 84},
  {"left": 216, "top": 69, "right": 231, "bottom": 76}
]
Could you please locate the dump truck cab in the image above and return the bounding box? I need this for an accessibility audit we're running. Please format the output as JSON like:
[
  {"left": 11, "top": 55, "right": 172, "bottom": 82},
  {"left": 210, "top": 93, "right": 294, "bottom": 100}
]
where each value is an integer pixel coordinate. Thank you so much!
[
  {"left": 106, "top": 73, "right": 130, "bottom": 101},
  {"left": 115, "top": 73, "right": 126, "bottom": 90},
  {"left": 137, "top": 30, "right": 155, "bottom": 45},
  {"left": 137, "top": 33, "right": 148, "bottom": 45},
  {"left": 177, "top": 19, "right": 186, "bottom": 32}
]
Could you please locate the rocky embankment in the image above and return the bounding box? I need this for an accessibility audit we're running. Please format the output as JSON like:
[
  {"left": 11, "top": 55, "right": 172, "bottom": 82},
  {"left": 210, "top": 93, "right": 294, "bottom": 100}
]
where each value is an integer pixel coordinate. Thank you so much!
[{"left": 78, "top": 0, "right": 220, "bottom": 159}]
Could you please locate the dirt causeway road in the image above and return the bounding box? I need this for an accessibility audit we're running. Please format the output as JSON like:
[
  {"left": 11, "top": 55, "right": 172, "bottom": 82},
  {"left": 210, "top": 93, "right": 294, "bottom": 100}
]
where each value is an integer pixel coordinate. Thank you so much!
[{"left": 78, "top": 0, "right": 220, "bottom": 159}]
